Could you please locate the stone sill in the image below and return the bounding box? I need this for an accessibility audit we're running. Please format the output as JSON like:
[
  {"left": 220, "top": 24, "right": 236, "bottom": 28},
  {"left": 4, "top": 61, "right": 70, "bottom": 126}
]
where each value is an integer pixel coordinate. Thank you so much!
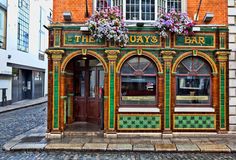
[{"left": 118, "top": 107, "right": 160, "bottom": 113}]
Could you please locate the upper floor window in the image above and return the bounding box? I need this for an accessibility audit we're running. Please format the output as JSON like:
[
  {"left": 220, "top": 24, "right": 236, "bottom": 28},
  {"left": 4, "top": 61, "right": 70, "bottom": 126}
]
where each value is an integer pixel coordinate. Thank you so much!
[
  {"left": 0, "top": 0, "right": 7, "bottom": 7},
  {"left": 176, "top": 57, "right": 212, "bottom": 106},
  {"left": 0, "top": 7, "right": 6, "bottom": 49},
  {"left": 17, "top": 0, "right": 30, "bottom": 52},
  {"left": 94, "top": 0, "right": 184, "bottom": 22}
]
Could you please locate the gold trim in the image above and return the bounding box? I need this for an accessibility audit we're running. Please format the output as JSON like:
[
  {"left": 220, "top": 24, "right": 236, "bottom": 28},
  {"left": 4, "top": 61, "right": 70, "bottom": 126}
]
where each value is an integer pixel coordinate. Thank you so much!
[
  {"left": 63, "top": 31, "right": 107, "bottom": 47},
  {"left": 61, "top": 50, "right": 108, "bottom": 73},
  {"left": 173, "top": 33, "right": 216, "bottom": 49},
  {"left": 127, "top": 31, "right": 162, "bottom": 48},
  {"left": 176, "top": 96, "right": 209, "bottom": 101},
  {"left": 116, "top": 50, "right": 163, "bottom": 73},
  {"left": 171, "top": 51, "right": 218, "bottom": 74}
]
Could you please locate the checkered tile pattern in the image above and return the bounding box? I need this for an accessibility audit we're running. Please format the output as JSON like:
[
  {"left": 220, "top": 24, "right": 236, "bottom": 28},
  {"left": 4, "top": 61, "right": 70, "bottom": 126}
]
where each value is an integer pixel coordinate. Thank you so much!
[
  {"left": 119, "top": 115, "right": 160, "bottom": 130},
  {"left": 174, "top": 115, "right": 215, "bottom": 129}
]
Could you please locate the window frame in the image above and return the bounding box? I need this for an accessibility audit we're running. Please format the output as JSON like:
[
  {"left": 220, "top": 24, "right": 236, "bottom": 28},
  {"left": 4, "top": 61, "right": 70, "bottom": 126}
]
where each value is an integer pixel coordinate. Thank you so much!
[
  {"left": 175, "top": 57, "right": 213, "bottom": 107},
  {"left": 93, "top": 0, "right": 186, "bottom": 23},
  {"left": 119, "top": 56, "right": 158, "bottom": 107},
  {"left": 0, "top": 6, "right": 7, "bottom": 49}
]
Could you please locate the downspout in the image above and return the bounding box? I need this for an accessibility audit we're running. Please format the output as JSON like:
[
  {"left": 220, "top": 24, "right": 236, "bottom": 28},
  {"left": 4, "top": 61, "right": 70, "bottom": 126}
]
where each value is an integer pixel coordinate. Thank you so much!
[
  {"left": 195, "top": 0, "right": 203, "bottom": 21},
  {"left": 85, "top": 0, "right": 89, "bottom": 17}
]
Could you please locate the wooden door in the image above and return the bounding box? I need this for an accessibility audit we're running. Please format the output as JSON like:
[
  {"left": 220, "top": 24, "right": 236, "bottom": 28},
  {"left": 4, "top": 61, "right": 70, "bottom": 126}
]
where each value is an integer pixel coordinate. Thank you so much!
[{"left": 74, "top": 58, "right": 104, "bottom": 125}]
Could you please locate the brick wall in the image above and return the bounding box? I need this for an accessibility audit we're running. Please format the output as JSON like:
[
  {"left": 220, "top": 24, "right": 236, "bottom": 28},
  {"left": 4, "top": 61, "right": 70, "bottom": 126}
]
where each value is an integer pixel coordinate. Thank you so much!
[
  {"left": 188, "top": 0, "right": 228, "bottom": 25},
  {"left": 53, "top": 0, "right": 228, "bottom": 25},
  {"left": 53, "top": 0, "right": 93, "bottom": 23},
  {"left": 228, "top": 0, "right": 236, "bottom": 132}
]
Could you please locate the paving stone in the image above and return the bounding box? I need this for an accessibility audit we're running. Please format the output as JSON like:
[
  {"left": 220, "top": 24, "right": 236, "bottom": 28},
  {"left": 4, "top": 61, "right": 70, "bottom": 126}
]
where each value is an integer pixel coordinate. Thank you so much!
[
  {"left": 82, "top": 143, "right": 108, "bottom": 151},
  {"left": 91, "top": 137, "right": 110, "bottom": 143},
  {"left": 45, "top": 143, "right": 83, "bottom": 150},
  {"left": 130, "top": 138, "right": 152, "bottom": 144},
  {"left": 155, "top": 144, "right": 176, "bottom": 151},
  {"left": 151, "top": 139, "right": 172, "bottom": 144},
  {"left": 2, "top": 140, "right": 21, "bottom": 151},
  {"left": 133, "top": 144, "right": 155, "bottom": 151},
  {"left": 107, "top": 143, "right": 132, "bottom": 151},
  {"left": 69, "top": 137, "right": 92, "bottom": 144},
  {"left": 190, "top": 138, "right": 213, "bottom": 144},
  {"left": 197, "top": 144, "right": 231, "bottom": 152},
  {"left": 11, "top": 143, "right": 46, "bottom": 150},
  {"left": 171, "top": 138, "right": 191, "bottom": 144},
  {"left": 109, "top": 138, "right": 131, "bottom": 144},
  {"left": 227, "top": 144, "right": 236, "bottom": 152},
  {"left": 176, "top": 144, "right": 200, "bottom": 152}
]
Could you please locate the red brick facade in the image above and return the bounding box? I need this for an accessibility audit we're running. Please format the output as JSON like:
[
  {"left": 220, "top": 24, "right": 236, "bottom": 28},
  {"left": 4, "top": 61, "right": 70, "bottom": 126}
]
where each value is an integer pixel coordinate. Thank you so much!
[{"left": 53, "top": 0, "right": 228, "bottom": 25}]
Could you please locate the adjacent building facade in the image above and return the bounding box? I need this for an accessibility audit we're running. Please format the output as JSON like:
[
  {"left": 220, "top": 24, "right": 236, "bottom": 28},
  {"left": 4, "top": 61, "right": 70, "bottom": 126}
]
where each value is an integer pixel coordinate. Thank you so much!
[
  {"left": 47, "top": 0, "right": 231, "bottom": 136},
  {"left": 228, "top": 0, "right": 236, "bottom": 133},
  {"left": 0, "top": 0, "right": 52, "bottom": 106}
]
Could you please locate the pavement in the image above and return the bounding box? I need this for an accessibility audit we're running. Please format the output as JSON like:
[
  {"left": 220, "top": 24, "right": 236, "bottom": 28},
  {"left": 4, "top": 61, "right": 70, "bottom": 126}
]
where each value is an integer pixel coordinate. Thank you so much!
[
  {"left": 2, "top": 97, "right": 236, "bottom": 153},
  {"left": 0, "top": 96, "right": 47, "bottom": 113}
]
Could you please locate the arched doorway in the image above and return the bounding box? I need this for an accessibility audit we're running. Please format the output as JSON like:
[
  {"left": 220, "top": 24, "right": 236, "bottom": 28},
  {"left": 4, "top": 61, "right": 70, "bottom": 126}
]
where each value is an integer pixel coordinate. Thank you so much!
[{"left": 64, "top": 54, "right": 105, "bottom": 131}]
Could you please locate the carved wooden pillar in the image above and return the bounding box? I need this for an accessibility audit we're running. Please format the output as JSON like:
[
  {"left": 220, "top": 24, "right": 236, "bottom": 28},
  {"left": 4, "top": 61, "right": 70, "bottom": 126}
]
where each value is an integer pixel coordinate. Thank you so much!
[
  {"left": 46, "top": 53, "right": 53, "bottom": 132},
  {"left": 105, "top": 50, "right": 120, "bottom": 132},
  {"left": 46, "top": 49, "right": 64, "bottom": 133},
  {"left": 216, "top": 51, "right": 230, "bottom": 132},
  {"left": 161, "top": 51, "right": 176, "bottom": 133}
]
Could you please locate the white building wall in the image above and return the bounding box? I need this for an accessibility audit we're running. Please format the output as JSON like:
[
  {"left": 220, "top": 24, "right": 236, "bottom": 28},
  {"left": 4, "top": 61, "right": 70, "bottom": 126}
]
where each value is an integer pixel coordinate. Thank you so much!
[
  {"left": 228, "top": 0, "right": 236, "bottom": 132},
  {"left": 0, "top": 0, "right": 52, "bottom": 104}
]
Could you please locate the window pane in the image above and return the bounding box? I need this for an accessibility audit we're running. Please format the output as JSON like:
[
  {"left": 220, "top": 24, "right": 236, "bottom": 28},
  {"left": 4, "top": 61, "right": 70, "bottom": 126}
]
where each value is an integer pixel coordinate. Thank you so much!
[
  {"left": 0, "top": 8, "right": 6, "bottom": 49},
  {"left": 167, "top": 0, "right": 182, "bottom": 12},
  {"left": 89, "top": 69, "right": 96, "bottom": 97},
  {"left": 176, "top": 76, "right": 210, "bottom": 104},
  {"left": 121, "top": 76, "right": 156, "bottom": 104}
]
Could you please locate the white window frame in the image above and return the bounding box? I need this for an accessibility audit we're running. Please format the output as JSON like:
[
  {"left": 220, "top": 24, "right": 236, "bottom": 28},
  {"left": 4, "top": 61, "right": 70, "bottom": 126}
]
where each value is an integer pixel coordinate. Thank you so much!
[{"left": 93, "top": 0, "right": 186, "bottom": 23}]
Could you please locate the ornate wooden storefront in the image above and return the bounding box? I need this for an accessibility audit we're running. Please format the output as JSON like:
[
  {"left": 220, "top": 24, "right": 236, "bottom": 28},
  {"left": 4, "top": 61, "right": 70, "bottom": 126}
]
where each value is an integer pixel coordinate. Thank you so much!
[{"left": 46, "top": 25, "right": 230, "bottom": 135}]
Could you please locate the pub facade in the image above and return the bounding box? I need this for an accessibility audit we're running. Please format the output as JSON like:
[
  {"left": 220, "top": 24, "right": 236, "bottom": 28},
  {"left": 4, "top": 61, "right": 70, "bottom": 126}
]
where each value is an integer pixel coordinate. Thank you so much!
[{"left": 46, "top": 0, "right": 230, "bottom": 136}]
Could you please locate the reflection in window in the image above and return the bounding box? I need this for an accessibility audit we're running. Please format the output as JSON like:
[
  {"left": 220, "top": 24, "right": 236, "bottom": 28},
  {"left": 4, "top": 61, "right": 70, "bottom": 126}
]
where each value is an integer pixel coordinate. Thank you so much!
[
  {"left": 176, "top": 57, "right": 212, "bottom": 105},
  {"left": 121, "top": 57, "right": 157, "bottom": 105}
]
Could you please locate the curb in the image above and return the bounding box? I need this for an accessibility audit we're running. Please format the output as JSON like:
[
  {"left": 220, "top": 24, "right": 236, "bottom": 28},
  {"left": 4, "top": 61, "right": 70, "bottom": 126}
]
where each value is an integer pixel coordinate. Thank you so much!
[{"left": 0, "top": 100, "right": 47, "bottom": 114}]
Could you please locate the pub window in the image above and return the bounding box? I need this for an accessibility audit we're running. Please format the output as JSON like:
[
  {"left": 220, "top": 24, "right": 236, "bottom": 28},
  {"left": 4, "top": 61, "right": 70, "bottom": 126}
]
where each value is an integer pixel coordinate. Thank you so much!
[
  {"left": 176, "top": 57, "right": 212, "bottom": 105},
  {"left": 94, "top": 0, "right": 184, "bottom": 22},
  {"left": 120, "top": 56, "right": 157, "bottom": 105}
]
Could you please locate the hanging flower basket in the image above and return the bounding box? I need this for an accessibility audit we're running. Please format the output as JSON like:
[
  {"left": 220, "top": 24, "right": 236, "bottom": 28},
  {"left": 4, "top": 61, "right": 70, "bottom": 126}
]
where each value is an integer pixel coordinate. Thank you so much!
[
  {"left": 154, "top": 9, "right": 195, "bottom": 38},
  {"left": 87, "top": 7, "right": 129, "bottom": 47}
]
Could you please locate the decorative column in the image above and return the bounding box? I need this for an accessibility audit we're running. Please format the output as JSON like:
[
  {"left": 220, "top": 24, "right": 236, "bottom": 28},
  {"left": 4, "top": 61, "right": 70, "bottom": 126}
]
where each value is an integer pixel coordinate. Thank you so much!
[
  {"left": 105, "top": 50, "right": 120, "bottom": 132},
  {"left": 161, "top": 51, "right": 176, "bottom": 133},
  {"left": 46, "top": 53, "right": 53, "bottom": 132},
  {"left": 46, "top": 50, "right": 64, "bottom": 133},
  {"left": 216, "top": 51, "right": 230, "bottom": 132}
]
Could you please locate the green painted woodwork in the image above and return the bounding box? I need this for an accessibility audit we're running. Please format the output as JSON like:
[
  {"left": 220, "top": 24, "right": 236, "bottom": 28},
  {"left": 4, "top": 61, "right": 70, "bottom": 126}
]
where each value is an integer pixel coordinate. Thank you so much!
[
  {"left": 175, "top": 35, "right": 215, "bottom": 47},
  {"left": 119, "top": 115, "right": 161, "bottom": 129},
  {"left": 220, "top": 67, "right": 225, "bottom": 128},
  {"left": 64, "top": 33, "right": 105, "bottom": 45},
  {"left": 54, "top": 31, "right": 60, "bottom": 47},
  {"left": 49, "top": 25, "right": 228, "bottom": 32},
  {"left": 64, "top": 99, "right": 66, "bottom": 124},
  {"left": 53, "top": 65, "right": 59, "bottom": 129},
  {"left": 174, "top": 115, "right": 215, "bottom": 129},
  {"left": 220, "top": 37, "right": 225, "bottom": 49},
  {"left": 165, "top": 65, "right": 170, "bottom": 129},
  {"left": 128, "top": 33, "right": 160, "bottom": 46},
  {"left": 109, "top": 64, "right": 115, "bottom": 129},
  {"left": 166, "top": 36, "right": 170, "bottom": 48}
]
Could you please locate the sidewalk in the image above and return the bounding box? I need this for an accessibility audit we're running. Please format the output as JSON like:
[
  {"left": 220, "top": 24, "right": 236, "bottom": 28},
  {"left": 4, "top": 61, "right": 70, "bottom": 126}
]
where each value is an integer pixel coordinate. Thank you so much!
[
  {"left": 3, "top": 124, "right": 236, "bottom": 152},
  {"left": 0, "top": 96, "right": 47, "bottom": 113}
]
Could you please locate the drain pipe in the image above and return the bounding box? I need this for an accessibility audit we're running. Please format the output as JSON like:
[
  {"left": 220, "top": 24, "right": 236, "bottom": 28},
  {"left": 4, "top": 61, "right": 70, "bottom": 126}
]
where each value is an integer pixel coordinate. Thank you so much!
[
  {"left": 85, "top": 0, "right": 89, "bottom": 17},
  {"left": 195, "top": 0, "right": 203, "bottom": 21}
]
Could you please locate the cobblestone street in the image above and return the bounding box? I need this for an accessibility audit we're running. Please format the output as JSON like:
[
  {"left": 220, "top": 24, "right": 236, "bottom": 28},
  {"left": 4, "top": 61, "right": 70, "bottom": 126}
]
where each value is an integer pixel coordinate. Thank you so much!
[{"left": 1, "top": 103, "right": 236, "bottom": 159}]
